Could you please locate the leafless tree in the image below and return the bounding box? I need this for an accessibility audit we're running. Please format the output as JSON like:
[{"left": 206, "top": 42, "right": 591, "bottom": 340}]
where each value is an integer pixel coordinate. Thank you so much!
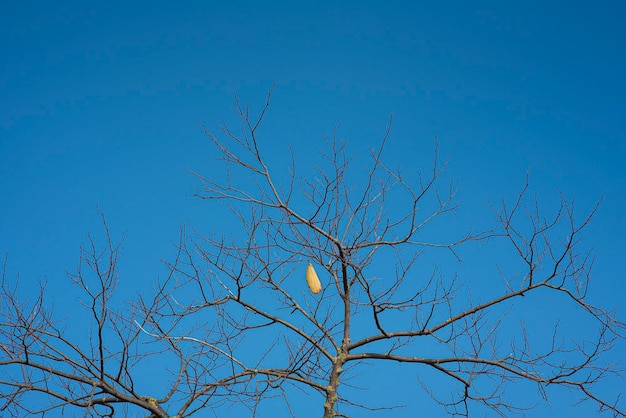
[{"left": 1, "top": 90, "right": 624, "bottom": 417}]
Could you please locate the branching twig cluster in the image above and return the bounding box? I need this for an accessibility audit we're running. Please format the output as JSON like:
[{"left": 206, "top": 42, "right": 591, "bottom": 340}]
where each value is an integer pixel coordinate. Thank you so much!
[{"left": 1, "top": 90, "right": 623, "bottom": 417}]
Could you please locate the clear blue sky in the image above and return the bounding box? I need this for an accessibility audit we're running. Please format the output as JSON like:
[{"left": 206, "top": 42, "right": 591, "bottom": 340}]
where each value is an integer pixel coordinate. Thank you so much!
[{"left": 1, "top": 2, "right": 625, "bottom": 416}]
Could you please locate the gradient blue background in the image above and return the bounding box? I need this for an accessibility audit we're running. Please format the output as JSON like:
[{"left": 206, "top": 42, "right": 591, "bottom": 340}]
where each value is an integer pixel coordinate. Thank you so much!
[{"left": 1, "top": 2, "right": 625, "bottom": 416}]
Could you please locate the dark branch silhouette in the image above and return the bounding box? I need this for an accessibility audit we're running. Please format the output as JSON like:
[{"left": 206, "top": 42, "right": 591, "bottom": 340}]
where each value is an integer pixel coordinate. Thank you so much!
[{"left": 1, "top": 90, "right": 624, "bottom": 417}]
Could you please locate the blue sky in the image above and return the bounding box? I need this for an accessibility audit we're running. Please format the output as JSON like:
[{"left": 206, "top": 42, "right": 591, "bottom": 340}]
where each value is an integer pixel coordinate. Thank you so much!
[{"left": 1, "top": 2, "right": 625, "bottom": 416}]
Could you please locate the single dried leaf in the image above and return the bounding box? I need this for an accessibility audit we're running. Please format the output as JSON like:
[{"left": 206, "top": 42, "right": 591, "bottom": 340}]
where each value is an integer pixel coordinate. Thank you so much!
[{"left": 306, "top": 263, "right": 322, "bottom": 294}]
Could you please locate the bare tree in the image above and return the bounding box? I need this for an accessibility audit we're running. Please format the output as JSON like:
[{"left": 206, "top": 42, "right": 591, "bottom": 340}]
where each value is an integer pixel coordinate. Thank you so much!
[{"left": 1, "top": 90, "right": 624, "bottom": 417}]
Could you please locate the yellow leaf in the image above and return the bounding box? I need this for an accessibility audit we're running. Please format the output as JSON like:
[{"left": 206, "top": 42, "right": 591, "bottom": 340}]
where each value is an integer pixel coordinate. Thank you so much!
[{"left": 306, "top": 263, "right": 322, "bottom": 294}]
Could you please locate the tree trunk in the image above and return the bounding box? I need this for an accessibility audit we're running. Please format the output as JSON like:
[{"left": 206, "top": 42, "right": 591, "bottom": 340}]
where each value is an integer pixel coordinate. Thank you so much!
[{"left": 323, "top": 349, "right": 346, "bottom": 418}]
